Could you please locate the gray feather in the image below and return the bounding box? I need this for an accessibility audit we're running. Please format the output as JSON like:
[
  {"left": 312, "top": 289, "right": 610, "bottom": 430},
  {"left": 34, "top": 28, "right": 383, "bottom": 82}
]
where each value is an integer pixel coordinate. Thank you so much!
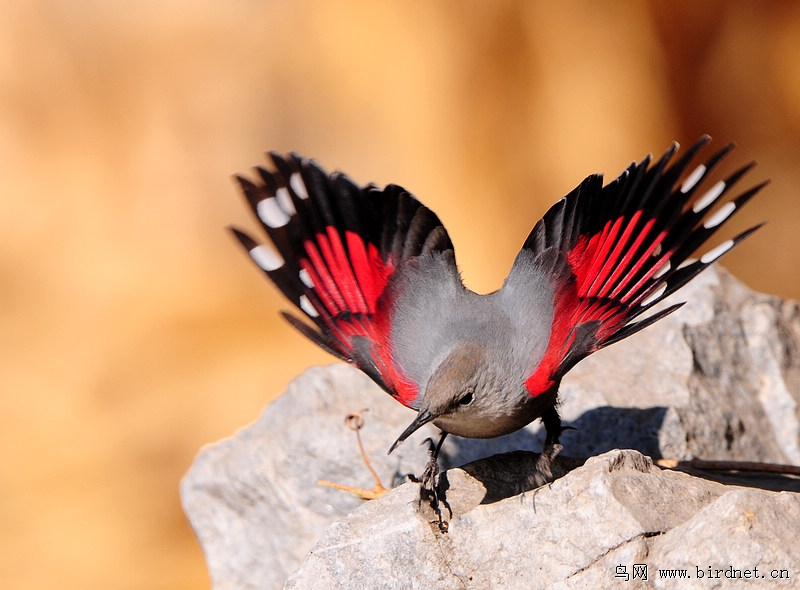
[{"left": 387, "top": 248, "right": 556, "bottom": 420}]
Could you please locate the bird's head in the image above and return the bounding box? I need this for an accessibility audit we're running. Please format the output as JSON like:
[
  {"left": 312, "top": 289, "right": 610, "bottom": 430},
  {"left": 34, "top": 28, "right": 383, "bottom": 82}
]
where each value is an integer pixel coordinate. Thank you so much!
[{"left": 389, "top": 342, "right": 517, "bottom": 453}]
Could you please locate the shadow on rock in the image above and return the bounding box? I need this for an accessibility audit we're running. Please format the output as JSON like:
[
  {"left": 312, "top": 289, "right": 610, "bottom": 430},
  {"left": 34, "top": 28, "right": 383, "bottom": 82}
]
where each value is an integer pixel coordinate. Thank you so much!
[{"left": 435, "top": 405, "right": 667, "bottom": 474}]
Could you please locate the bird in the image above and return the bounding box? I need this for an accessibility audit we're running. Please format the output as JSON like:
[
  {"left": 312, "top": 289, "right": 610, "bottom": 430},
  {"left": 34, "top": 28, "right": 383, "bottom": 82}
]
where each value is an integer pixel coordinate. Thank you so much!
[{"left": 229, "top": 136, "right": 767, "bottom": 492}]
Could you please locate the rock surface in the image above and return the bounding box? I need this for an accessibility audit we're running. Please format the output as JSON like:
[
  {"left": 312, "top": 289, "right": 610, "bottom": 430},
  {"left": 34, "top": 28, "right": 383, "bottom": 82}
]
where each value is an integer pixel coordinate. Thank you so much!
[
  {"left": 286, "top": 450, "right": 800, "bottom": 589},
  {"left": 182, "top": 266, "right": 800, "bottom": 589}
]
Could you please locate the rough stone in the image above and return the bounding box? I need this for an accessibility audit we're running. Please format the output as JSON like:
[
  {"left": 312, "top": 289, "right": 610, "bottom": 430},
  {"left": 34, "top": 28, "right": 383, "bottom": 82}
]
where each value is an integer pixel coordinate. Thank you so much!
[
  {"left": 180, "top": 364, "right": 442, "bottom": 589},
  {"left": 286, "top": 450, "right": 800, "bottom": 589},
  {"left": 182, "top": 266, "right": 800, "bottom": 589}
]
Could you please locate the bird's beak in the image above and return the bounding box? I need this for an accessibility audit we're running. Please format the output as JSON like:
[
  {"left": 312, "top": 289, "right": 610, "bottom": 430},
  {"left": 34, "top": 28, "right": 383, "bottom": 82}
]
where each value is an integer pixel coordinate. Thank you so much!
[{"left": 387, "top": 409, "right": 436, "bottom": 455}]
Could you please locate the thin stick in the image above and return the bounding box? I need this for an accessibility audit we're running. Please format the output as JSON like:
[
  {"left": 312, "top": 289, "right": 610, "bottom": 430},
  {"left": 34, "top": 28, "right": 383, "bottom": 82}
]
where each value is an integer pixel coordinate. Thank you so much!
[
  {"left": 657, "top": 458, "right": 800, "bottom": 476},
  {"left": 347, "top": 411, "right": 386, "bottom": 490},
  {"left": 318, "top": 410, "right": 388, "bottom": 500}
]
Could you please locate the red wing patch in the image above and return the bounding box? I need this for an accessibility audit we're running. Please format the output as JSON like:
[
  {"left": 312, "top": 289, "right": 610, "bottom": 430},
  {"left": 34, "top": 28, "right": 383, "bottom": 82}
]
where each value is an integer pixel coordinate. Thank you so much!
[
  {"left": 523, "top": 137, "right": 767, "bottom": 397},
  {"left": 231, "top": 153, "right": 453, "bottom": 409},
  {"left": 297, "top": 230, "right": 419, "bottom": 407}
]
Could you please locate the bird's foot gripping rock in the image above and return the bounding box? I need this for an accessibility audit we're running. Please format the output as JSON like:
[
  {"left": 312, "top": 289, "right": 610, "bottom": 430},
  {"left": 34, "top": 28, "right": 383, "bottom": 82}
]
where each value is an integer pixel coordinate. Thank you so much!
[
  {"left": 527, "top": 443, "right": 563, "bottom": 489},
  {"left": 409, "top": 435, "right": 451, "bottom": 532}
]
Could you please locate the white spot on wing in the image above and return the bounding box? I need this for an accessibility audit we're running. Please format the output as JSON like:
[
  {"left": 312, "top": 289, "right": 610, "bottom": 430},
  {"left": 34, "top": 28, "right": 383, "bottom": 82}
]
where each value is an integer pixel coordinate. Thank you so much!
[
  {"left": 692, "top": 180, "right": 725, "bottom": 213},
  {"left": 700, "top": 239, "right": 734, "bottom": 264},
  {"left": 681, "top": 164, "right": 706, "bottom": 193},
  {"left": 703, "top": 201, "right": 736, "bottom": 229},
  {"left": 641, "top": 282, "right": 667, "bottom": 307},
  {"left": 257, "top": 197, "right": 290, "bottom": 228},
  {"left": 299, "top": 295, "right": 318, "bottom": 317},
  {"left": 250, "top": 244, "right": 283, "bottom": 271},
  {"left": 276, "top": 187, "right": 296, "bottom": 215},
  {"left": 299, "top": 268, "right": 314, "bottom": 288},
  {"left": 677, "top": 259, "right": 695, "bottom": 270},
  {"left": 290, "top": 172, "right": 309, "bottom": 199},
  {"left": 653, "top": 260, "right": 671, "bottom": 279}
]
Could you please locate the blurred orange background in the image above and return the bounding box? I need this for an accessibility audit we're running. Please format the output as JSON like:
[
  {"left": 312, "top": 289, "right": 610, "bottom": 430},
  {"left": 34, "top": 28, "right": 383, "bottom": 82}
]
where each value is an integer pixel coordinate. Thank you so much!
[{"left": 2, "top": 1, "right": 800, "bottom": 588}]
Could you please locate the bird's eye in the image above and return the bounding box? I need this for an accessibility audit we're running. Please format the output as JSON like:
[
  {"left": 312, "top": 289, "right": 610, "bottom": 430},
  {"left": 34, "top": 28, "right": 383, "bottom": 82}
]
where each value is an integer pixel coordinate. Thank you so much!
[{"left": 458, "top": 389, "right": 474, "bottom": 406}]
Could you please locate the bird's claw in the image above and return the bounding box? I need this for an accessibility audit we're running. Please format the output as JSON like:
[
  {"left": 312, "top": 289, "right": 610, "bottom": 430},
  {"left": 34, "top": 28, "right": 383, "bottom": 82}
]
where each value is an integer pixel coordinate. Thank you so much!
[
  {"left": 409, "top": 434, "right": 450, "bottom": 532},
  {"left": 527, "top": 442, "right": 563, "bottom": 488}
]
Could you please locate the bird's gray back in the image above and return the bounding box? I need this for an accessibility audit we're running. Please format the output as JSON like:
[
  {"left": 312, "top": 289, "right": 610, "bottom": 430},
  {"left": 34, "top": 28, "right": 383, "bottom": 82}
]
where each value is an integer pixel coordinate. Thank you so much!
[{"left": 387, "top": 249, "right": 556, "bottom": 401}]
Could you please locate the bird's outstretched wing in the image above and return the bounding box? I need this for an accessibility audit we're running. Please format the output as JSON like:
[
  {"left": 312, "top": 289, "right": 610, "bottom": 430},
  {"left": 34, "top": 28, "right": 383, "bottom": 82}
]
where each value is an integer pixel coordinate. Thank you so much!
[
  {"left": 515, "top": 136, "right": 768, "bottom": 396},
  {"left": 230, "top": 153, "right": 453, "bottom": 407}
]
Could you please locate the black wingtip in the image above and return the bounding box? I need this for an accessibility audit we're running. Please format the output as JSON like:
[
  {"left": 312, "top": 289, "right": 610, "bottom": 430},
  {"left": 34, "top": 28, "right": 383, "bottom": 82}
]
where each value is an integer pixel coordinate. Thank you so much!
[
  {"left": 269, "top": 151, "right": 306, "bottom": 180},
  {"left": 601, "top": 301, "right": 686, "bottom": 348},
  {"left": 755, "top": 177, "right": 772, "bottom": 190},
  {"left": 233, "top": 174, "right": 263, "bottom": 209},
  {"left": 267, "top": 150, "right": 285, "bottom": 165},
  {"left": 734, "top": 221, "right": 767, "bottom": 243},
  {"left": 662, "top": 141, "right": 681, "bottom": 161},
  {"left": 288, "top": 151, "right": 307, "bottom": 166},
  {"left": 684, "top": 134, "right": 713, "bottom": 160},
  {"left": 228, "top": 225, "right": 258, "bottom": 250},
  {"left": 280, "top": 310, "right": 349, "bottom": 362},
  {"left": 233, "top": 173, "right": 255, "bottom": 190}
]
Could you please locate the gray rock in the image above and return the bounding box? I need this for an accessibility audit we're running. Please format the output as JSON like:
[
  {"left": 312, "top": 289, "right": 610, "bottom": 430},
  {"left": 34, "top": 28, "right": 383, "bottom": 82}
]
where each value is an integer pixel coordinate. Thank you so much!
[
  {"left": 555, "top": 266, "right": 800, "bottom": 465},
  {"left": 182, "top": 266, "right": 800, "bottom": 589},
  {"left": 287, "top": 450, "right": 800, "bottom": 589},
  {"left": 180, "top": 364, "right": 443, "bottom": 590}
]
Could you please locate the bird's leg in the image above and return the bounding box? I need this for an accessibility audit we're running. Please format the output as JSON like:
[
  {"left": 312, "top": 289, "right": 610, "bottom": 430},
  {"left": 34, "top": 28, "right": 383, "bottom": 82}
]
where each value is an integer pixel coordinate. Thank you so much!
[
  {"left": 533, "top": 407, "right": 566, "bottom": 485},
  {"left": 410, "top": 431, "right": 450, "bottom": 531}
]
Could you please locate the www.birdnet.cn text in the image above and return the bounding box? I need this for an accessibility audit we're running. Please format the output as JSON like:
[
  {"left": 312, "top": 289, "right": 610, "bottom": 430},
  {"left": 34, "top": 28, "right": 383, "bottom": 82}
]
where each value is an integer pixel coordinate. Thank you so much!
[{"left": 614, "top": 564, "right": 791, "bottom": 582}]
